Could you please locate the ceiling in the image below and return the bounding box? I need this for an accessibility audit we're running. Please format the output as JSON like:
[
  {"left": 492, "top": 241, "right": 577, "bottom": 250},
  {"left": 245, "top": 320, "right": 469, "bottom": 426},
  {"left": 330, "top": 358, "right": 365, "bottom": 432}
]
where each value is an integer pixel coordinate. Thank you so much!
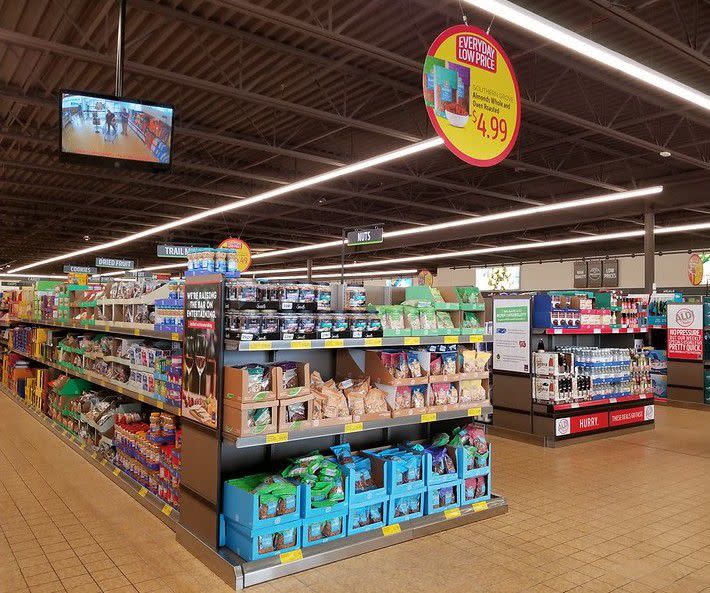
[{"left": 1, "top": 0, "right": 710, "bottom": 275}]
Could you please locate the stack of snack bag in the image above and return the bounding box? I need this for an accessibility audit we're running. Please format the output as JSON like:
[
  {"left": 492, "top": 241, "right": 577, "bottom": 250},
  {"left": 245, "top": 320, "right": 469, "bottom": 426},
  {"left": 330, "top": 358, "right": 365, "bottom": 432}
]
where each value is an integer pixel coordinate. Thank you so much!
[
  {"left": 283, "top": 453, "right": 347, "bottom": 546},
  {"left": 222, "top": 474, "right": 301, "bottom": 560},
  {"left": 310, "top": 372, "right": 390, "bottom": 423},
  {"left": 332, "top": 443, "right": 386, "bottom": 534},
  {"left": 459, "top": 350, "right": 490, "bottom": 403}
]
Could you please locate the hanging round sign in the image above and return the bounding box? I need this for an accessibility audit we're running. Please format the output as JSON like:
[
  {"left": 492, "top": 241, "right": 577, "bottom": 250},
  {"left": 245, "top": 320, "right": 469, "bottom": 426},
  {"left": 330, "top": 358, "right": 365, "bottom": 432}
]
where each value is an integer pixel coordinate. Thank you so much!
[
  {"left": 688, "top": 253, "right": 703, "bottom": 286},
  {"left": 423, "top": 25, "right": 521, "bottom": 167},
  {"left": 218, "top": 238, "right": 252, "bottom": 272}
]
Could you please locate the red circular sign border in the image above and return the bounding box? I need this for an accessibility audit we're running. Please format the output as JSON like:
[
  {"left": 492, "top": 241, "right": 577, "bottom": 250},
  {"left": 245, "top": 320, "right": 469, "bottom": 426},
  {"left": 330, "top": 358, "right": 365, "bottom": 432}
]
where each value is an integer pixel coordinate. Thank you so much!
[{"left": 424, "top": 25, "right": 522, "bottom": 167}]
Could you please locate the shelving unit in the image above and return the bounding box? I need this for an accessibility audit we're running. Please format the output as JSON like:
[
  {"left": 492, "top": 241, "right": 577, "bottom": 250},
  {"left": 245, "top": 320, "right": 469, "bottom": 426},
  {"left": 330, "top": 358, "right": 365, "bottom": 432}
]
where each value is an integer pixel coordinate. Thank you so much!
[
  {"left": 7, "top": 347, "right": 180, "bottom": 414},
  {"left": 9, "top": 317, "right": 181, "bottom": 341},
  {"left": 0, "top": 383, "right": 179, "bottom": 527}
]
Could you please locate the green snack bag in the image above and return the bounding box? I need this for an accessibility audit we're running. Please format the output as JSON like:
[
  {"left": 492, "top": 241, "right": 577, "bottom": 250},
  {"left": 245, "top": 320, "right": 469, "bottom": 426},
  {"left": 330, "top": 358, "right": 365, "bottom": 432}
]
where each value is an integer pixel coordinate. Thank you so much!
[
  {"left": 419, "top": 307, "right": 437, "bottom": 330},
  {"left": 435, "top": 311, "right": 454, "bottom": 329},
  {"left": 403, "top": 305, "right": 421, "bottom": 329},
  {"left": 431, "top": 432, "right": 450, "bottom": 446},
  {"left": 429, "top": 287, "right": 445, "bottom": 303}
]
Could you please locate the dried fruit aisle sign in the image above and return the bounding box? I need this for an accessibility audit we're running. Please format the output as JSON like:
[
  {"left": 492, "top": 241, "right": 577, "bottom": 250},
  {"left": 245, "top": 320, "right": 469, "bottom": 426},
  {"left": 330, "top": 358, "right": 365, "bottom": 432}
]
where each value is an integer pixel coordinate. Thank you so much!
[{"left": 423, "top": 25, "right": 520, "bottom": 167}]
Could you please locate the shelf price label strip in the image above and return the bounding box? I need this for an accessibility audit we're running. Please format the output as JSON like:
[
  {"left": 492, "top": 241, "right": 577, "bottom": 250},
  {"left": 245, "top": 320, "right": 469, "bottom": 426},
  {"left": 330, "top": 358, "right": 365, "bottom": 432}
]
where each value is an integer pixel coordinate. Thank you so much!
[
  {"left": 382, "top": 524, "right": 401, "bottom": 536},
  {"left": 444, "top": 507, "right": 462, "bottom": 520},
  {"left": 472, "top": 501, "right": 488, "bottom": 512},
  {"left": 279, "top": 549, "right": 303, "bottom": 564}
]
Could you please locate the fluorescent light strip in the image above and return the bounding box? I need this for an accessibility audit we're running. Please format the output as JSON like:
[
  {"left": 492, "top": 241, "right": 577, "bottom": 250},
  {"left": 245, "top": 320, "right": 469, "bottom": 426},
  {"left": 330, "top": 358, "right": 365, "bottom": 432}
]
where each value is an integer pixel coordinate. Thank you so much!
[
  {"left": 97, "top": 262, "right": 189, "bottom": 278},
  {"left": 467, "top": 0, "right": 710, "bottom": 112},
  {"left": 252, "top": 269, "right": 418, "bottom": 281},
  {"left": 251, "top": 186, "right": 662, "bottom": 261},
  {"left": 0, "top": 273, "right": 66, "bottom": 279},
  {"left": 9, "top": 138, "right": 444, "bottom": 274}
]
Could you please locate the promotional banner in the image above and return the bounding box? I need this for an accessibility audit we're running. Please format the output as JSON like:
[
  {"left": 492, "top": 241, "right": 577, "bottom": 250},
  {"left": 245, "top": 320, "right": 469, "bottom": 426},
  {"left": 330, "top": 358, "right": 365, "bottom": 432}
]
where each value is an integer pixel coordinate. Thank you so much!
[
  {"left": 182, "top": 275, "right": 223, "bottom": 428},
  {"left": 555, "top": 412, "right": 608, "bottom": 436},
  {"left": 573, "top": 261, "right": 587, "bottom": 288},
  {"left": 492, "top": 297, "right": 530, "bottom": 373},
  {"left": 218, "top": 238, "right": 252, "bottom": 272},
  {"left": 667, "top": 303, "right": 703, "bottom": 360},
  {"left": 609, "top": 405, "right": 654, "bottom": 427},
  {"left": 423, "top": 25, "right": 520, "bottom": 167}
]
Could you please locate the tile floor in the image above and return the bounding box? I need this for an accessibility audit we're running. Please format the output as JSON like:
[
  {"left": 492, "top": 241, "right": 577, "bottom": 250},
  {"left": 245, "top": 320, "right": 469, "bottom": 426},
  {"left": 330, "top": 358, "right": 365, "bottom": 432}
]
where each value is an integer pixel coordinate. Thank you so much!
[{"left": 1, "top": 394, "right": 709, "bottom": 593}]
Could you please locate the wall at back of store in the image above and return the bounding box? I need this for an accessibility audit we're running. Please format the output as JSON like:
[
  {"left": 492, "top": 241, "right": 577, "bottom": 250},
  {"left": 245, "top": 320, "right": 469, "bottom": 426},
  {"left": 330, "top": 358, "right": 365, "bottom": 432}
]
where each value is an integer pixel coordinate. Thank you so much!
[{"left": 436, "top": 252, "right": 695, "bottom": 290}]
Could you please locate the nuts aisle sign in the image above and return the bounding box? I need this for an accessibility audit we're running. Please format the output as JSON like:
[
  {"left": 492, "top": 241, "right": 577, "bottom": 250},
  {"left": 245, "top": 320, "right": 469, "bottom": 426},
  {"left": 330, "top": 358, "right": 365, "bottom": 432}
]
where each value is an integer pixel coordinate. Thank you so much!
[{"left": 423, "top": 25, "right": 521, "bottom": 167}]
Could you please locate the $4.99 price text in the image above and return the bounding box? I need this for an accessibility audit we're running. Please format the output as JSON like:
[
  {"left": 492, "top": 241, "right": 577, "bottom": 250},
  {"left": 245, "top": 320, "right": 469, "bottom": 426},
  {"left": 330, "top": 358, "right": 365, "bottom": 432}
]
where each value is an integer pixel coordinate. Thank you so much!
[{"left": 472, "top": 112, "right": 508, "bottom": 142}]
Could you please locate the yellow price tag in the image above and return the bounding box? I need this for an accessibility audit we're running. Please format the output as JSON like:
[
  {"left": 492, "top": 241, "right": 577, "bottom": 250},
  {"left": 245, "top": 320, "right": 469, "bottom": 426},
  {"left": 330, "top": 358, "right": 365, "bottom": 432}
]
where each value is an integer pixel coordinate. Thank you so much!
[
  {"left": 101, "top": 459, "right": 108, "bottom": 466},
  {"left": 472, "top": 501, "right": 488, "bottom": 512},
  {"left": 444, "top": 335, "right": 459, "bottom": 344},
  {"left": 91, "top": 453, "right": 97, "bottom": 460},
  {"left": 266, "top": 432, "right": 289, "bottom": 444},
  {"left": 290, "top": 340, "right": 311, "bottom": 349},
  {"left": 279, "top": 549, "right": 303, "bottom": 564},
  {"left": 468, "top": 407, "right": 482, "bottom": 417},
  {"left": 249, "top": 341, "right": 272, "bottom": 351},
  {"left": 404, "top": 336, "right": 420, "bottom": 345},
  {"left": 420, "top": 412, "right": 437, "bottom": 423},
  {"left": 364, "top": 337, "right": 383, "bottom": 347},
  {"left": 444, "top": 508, "right": 461, "bottom": 520},
  {"left": 382, "top": 524, "right": 401, "bottom": 536},
  {"left": 79, "top": 443, "right": 86, "bottom": 450},
  {"left": 468, "top": 335, "right": 483, "bottom": 343},
  {"left": 324, "top": 339, "right": 345, "bottom": 348},
  {"left": 113, "top": 468, "right": 121, "bottom": 476},
  {"left": 345, "top": 422, "right": 363, "bottom": 433},
  {"left": 161, "top": 504, "right": 173, "bottom": 517},
  {"left": 170, "top": 333, "right": 180, "bottom": 342},
  {"left": 138, "top": 487, "right": 148, "bottom": 497},
  {"left": 133, "top": 329, "right": 140, "bottom": 336}
]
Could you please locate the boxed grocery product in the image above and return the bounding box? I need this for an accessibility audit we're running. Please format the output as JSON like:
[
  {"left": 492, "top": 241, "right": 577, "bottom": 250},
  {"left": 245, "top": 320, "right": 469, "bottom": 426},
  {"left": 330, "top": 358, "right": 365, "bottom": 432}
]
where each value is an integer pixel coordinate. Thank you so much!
[
  {"left": 532, "top": 351, "right": 574, "bottom": 376},
  {"left": 387, "top": 488, "right": 426, "bottom": 524},
  {"left": 461, "top": 474, "right": 490, "bottom": 505},
  {"left": 302, "top": 508, "right": 346, "bottom": 547},
  {"left": 222, "top": 474, "right": 300, "bottom": 529},
  {"left": 423, "top": 446, "right": 459, "bottom": 485},
  {"left": 223, "top": 365, "right": 278, "bottom": 403},
  {"left": 277, "top": 393, "right": 314, "bottom": 431},
  {"left": 365, "top": 446, "right": 425, "bottom": 494},
  {"left": 222, "top": 400, "right": 278, "bottom": 437},
  {"left": 282, "top": 453, "right": 348, "bottom": 518},
  {"left": 425, "top": 481, "right": 461, "bottom": 515},
  {"left": 272, "top": 362, "right": 310, "bottom": 399},
  {"left": 346, "top": 498, "right": 387, "bottom": 535},
  {"left": 332, "top": 443, "right": 387, "bottom": 505},
  {"left": 224, "top": 517, "right": 301, "bottom": 561}
]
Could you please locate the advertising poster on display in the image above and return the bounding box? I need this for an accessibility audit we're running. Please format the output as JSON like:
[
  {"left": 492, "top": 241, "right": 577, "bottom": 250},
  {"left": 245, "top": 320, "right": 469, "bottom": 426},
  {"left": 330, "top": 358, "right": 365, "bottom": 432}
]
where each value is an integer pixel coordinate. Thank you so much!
[
  {"left": 182, "top": 275, "right": 223, "bottom": 429},
  {"left": 667, "top": 303, "right": 703, "bottom": 360},
  {"left": 423, "top": 25, "right": 520, "bottom": 167},
  {"left": 609, "top": 405, "right": 654, "bottom": 427},
  {"left": 492, "top": 297, "right": 531, "bottom": 373},
  {"left": 555, "top": 412, "right": 608, "bottom": 436},
  {"left": 218, "top": 238, "right": 252, "bottom": 272}
]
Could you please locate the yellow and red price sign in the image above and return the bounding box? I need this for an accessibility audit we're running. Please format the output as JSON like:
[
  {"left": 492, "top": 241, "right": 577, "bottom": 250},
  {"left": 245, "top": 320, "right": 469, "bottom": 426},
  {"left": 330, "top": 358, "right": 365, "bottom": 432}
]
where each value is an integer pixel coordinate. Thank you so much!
[
  {"left": 218, "top": 238, "right": 252, "bottom": 272},
  {"left": 688, "top": 253, "right": 703, "bottom": 286},
  {"left": 423, "top": 25, "right": 520, "bottom": 167}
]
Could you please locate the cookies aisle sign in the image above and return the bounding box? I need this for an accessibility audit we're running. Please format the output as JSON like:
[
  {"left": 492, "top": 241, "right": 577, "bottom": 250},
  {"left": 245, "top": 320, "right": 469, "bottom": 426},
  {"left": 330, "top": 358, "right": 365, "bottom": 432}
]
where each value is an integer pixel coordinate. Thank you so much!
[{"left": 423, "top": 25, "right": 521, "bottom": 167}]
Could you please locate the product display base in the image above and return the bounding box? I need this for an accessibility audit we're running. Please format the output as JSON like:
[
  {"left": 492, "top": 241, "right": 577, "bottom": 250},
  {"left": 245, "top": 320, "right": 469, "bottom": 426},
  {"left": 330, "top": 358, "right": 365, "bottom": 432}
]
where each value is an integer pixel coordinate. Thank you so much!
[
  {"left": 177, "top": 494, "right": 508, "bottom": 589},
  {"left": 663, "top": 399, "right": 710, "bottom": 412},
  {"left": 0, "top": 384, "right": 180, "bottom": 528},
  {"left": 489, "top": 421, "right": 655, "bottom": 447}
]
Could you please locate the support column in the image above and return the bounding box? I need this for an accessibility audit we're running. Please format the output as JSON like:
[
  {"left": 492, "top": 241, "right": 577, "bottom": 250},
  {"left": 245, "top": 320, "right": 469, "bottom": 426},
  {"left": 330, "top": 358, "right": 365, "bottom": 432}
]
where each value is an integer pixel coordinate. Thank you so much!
[
  {"left": 306, "top": 258, "right": 313, "bottom": 281},
  {"left": 115, "top": 0, "right": 126, "bottom": 96},
  {"left": 644, "top": 206, "right": 655, "bottom": 292}
]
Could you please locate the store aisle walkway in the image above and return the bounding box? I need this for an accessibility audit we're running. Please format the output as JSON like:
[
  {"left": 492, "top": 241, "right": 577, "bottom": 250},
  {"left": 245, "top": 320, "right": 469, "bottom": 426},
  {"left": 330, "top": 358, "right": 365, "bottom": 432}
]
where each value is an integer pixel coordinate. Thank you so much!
[{"left": 2, "top": 396, "right": 710, "bottom": 593}]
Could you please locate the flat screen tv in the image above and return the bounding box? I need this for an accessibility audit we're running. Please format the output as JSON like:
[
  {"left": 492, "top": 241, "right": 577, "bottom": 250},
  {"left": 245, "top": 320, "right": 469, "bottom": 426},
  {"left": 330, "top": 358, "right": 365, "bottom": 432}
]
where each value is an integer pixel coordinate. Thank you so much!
[{"left": 59, "top": 90, "right": 174, "bottom": 171}]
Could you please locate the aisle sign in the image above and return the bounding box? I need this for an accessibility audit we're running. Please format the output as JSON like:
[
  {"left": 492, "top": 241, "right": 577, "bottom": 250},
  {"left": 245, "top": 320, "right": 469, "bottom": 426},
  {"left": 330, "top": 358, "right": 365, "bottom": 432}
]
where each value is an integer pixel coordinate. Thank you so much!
[
  {"left": 423, "top": 25, "right": 520, "bottom": 167},
  {"left": 218, "top": 238, "right": 252, "bottom": 272},
  {"left": 157, "top": 244, "right": 209, "bottom": 258},
  {"left": 667, "top": 303, "right": 703, "bottom": 360},
  {"left": 95, "top": 257, "right": 135, "bottom": 270},
  {"left": 587, "top": 260, "right": 602, "bottom": 288},
  {"left": 346, "top": 227, "right": 383, "bottom": 246},
  {"left": 63, "top": 264, "right": 98, "bottom": 275},
  {"left": 492, "top": 297, "right": 530, "bottom": 374},
  {"left": 573, "top": 261, "right": 587, "bottom": 288},
  {"left": 602, "top": 259, "right": 619, "bottom": 287}
]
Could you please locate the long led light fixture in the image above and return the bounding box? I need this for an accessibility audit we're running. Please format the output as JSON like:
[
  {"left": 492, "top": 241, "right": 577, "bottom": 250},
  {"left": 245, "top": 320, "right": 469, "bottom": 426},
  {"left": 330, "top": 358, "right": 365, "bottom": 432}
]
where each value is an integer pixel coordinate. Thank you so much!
[
  {"left": 0, "top": 273, "right": 66, "bottom": 279},
  {"left": 8, "top": 138, "right": 444, "bottom": 273},
  {"left": 252, "top": 186, "right": 662, "bottom": 261},
  {"left": 253, "top": 269, "right": 418, "bottom": 281},
  {"left": 467, "top": 0, "right": 710, "bottom": 112},
  {"left": 96, "top": 262, "right": 189, "bottom": 278}
]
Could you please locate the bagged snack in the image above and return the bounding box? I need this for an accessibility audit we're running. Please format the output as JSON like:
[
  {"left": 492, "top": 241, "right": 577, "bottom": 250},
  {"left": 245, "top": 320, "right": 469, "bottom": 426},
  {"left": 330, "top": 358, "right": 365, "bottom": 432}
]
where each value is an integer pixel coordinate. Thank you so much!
[
  {"left": 407, "top": 351, "right": 423, "bottom": 377},
  {"left": 331, "top": 443, "right": 354, "bottom": 466},
  {"left": 394, "top": 352, "right": 408, "bottom": 379},
  {"left": 456, "top": 286, "right": 479, "bottom": 304},
  {"left": 447, "top": 383, "right": 459, "bottom": 404},
  {"left": 431, "top": 432, "right": 450, "bottom": 447},
  {"left": 475, "top": 352, "right": 491, "bottom": 372},
  {"left": 394, "top": 385, "right": 412, "bottom": 410},
  {"left": 460, "top": 379, "right": 485, "bottom": 402},
  {"left": 429, "top": 287, "right": 445, "bottom": 303},
  {"left": 411, "top": 384, "right": 427, "bottom": 409},
  {"left": 403, "top": 305, "right": 421, "bottom": 330},
  {"left": 363, "top": 387, "right": 388, "bottom": 413},
  {"left": 429, "top": 447, "right": 456, "bottom": 476},
  {"left": 308, "top": 516, "right": 343, "bottom": 542},
  {"left": 462, "top": 312, "right": 480, "bottom": 329},
  {"left": 351, "top": 457, "right": 377, "bottom": 493},
  {"left": 285, "top": 402, "right": 306, "bottom": 422},
  {"left": 435, "top": 311, "right": 454, "bottom": 329},
  {"left": 273, "top": 362, "right": 299, "bottom": 389},
  {"left": 244, "top": 364, "right": 270, "bottom": 395},
  {"left": 382, "top": 305, "right": 404, "bottom": 330},
  {"left": 475, "top": 476, "right": 487, "bottom": 498},
  {"left": 435, "top": 485, "right": 456, "bottom": 508},
  {"left": 431, "top": 382, "right": 449, "bottom": 406},
  {"left": 346, "top": 392, "right": 365, "bottom": 416},
  {"left": 429, "top": 354, "right": 443, "bottom": 376},
  {"left": 441, "top": 351, "right": 457, "bottom": 375},
  {"left": 248, "top": 406, "right": 271, "bottom": 428},
  {"left": 461, "top": 350, "right": 477, "bottom": 373},
  {"left": 419, "top": 307, "right": 437, "bottom": 330}
]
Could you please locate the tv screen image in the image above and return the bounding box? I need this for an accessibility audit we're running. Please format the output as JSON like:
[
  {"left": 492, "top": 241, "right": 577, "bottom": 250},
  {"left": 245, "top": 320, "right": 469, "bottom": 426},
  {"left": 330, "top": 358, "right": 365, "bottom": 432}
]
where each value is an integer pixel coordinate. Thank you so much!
[{"left": 60, "top": 91, "right": 174, "bottom": 167}]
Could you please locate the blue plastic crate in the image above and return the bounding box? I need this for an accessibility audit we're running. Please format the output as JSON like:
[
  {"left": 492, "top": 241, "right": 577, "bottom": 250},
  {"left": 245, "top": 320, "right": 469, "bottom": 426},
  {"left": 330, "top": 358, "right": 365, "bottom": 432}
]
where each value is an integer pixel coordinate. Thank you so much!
[
  {"left": 461, "top": 473, "right": 492, "bottom": 506},
  {"left": 341, "top": 458, "right": 387, "bottom": 505},
  {"left": 302, "top": 507, "right": 347, "bottom": 548},
  {"left": 457, "top": 444, "right": 492, "bottom": 480},
  {"left": 299, "top": 474, "right": 349, "bottom": 519},
  {"left": 365, "top": 447, "right": 425, "bottom": 495},
  {"left": 346, "top": 496, "right": 388, "bottom": 536},
  {"left": 223, "top": 475, "right": 300, "bottom": 530},
  {"left": 386, "top": 487, "right": 426, "bottom": 525},
  {"left": 423, "top": 447, "right": 459, "bottom": 486},
  {"left": 223, "top": 517, "right": 301, "bottom": 561},
  {"left": 425, "top": 482, "right": 461, "bottom": 515}
]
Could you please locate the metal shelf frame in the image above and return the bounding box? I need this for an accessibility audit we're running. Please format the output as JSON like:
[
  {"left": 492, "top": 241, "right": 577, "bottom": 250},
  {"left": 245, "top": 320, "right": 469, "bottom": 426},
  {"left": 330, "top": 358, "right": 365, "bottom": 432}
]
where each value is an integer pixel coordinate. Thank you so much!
[{"left": 8, "top": 317, "right": 181, "bottom": 341}]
